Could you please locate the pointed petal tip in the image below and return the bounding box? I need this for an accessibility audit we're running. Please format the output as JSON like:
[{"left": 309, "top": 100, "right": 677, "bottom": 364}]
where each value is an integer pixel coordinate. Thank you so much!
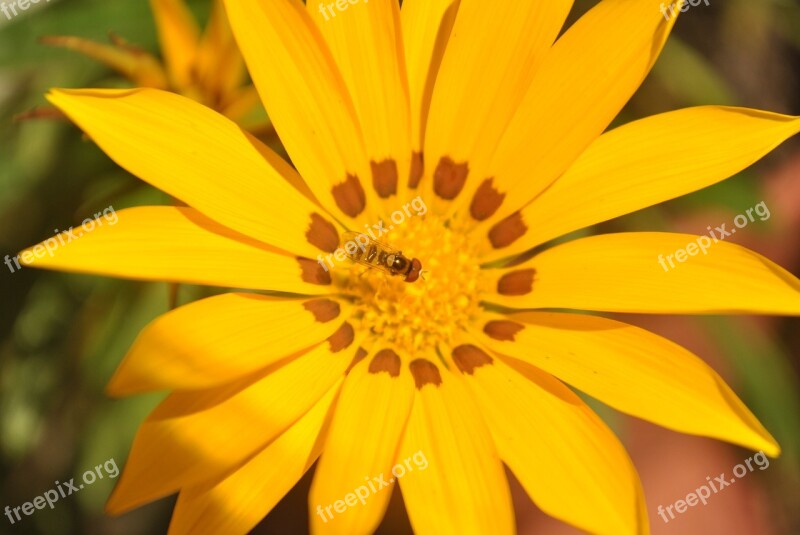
[
  {"left": 104, "top": 486, "right": 135, "bottom": 517},
  {"left": 38, "top": 34, "right": 77, "bottom": 46},
  {"left": 15, "top": 246, "right": 45, "bottom": 269},
  {"left": 104, "top": 462, "right": 178, "bottom": 517},
  {"left": 104, "top": 374, "right": 138, "bottom": 399},
  {"left": 105, "top": 360, "right": 166, "bottom": 398},
  {"left": 761, "top": 439, "right": 781, "bottom": 458},
  {"left": 46, "top": 86, "right": 148, "bottom": 103}
]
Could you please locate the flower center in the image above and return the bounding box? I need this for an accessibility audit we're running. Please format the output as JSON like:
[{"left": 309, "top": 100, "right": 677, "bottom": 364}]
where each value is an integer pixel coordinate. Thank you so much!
[{"left": 336, "top": 215, "right": 483, "bottom": 356}]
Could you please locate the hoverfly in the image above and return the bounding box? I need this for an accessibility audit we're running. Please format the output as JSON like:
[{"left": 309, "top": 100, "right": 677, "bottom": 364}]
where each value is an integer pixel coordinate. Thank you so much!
[{"left": 341, "top": 231, "right": 423, "bottom": 283}]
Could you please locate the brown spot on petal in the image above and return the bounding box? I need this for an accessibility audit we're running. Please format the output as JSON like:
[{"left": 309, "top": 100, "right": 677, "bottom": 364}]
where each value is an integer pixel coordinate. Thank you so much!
[
  {"left": 345, "top": 346, "right": 368, "bottom": 374},
  {"left": 452, "top": 345, "right": 493, "bottom": 375},
  {"left": 484, "top": 320, "right": 524, "bottom": 341},
  {"left": 297, "top": 258, "right": 332, "bottom": 285},
  {"left": 409, "top": 151, "right": 423, "bottom": 189},
  {"left": 497, "top": 269, "right": 536, "bottom": 296},
  {"left": 488, "top": 211, "right": 527, "bottom": 249},
  {"left": 409, "top": 359, "right": 442, "bottom": 389},
  {"left": 302, "top": 299, "right": 340, "bottom": 323},
  {"left": 371, "top": 159, "right": 398, "bottom": 198},
  {"left": 433, "top": 157, "right": 468, "bottom": 200},
  {"left": 332, "top": 174, "right": 366, "bottom": 217},
  {"left": 327, "top": 322, "right": 354, "bottom": 353},
  {"left": 368, "top": 349, "right": 401, "bottom": 377},
  {"left": 306, "top": 213, "right": 339, "bottom": 253},
  {"left": 470, "top": 178, "right": 505, "bottom": 221}
]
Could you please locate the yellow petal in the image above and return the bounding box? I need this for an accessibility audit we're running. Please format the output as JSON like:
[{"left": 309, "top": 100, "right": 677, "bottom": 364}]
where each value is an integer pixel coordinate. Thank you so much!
[
  {"left": 310, "top": 348, "right": 414, "bottom": 534},
  {"left": 220, "top": 84, "right": 263, "bottom": 124},
  {"left": 478, "top": 107, "right": 800, "bottom": 261},
  {"left": 109, "top": 294, "right": 352, "bottom": 395},
  {"left": 309, "top": 0, "right": 412, "bottom": 207},
  {"left": 397, "top": 366, "right": 514, "bottom": 535},
  {"left": 40, "top": 35, "right": 168, "bottom": 88},
  {"left": 47, "top": 88, "right": 337, "bottom": 259},
  {"left": 456, "top": 346, "right": 646, "bottom": 534},
  {"left": 422, "top": 0, "right": 573, "bottom": 214},
  {"left": 149, "top": 0, "right": 201, "bottom": 88},
  {"left": 194, "top": 0, "right": 246, "bottom": 107},
  {"left": 224, "top": 0, "right": 377, "bottom": 224},
  {"left": 474, "top": 312, "right": 780, "bottom": 456},
  {"left": 470, "top": 0, "right": 676, "bottom": 226},
  {"left": 401, "top": 0, "right": 459, "bottom": 189},
  {"left": 483, "top": 232, "right": 800, "bottom": 315},
  {"left": 106, "top": 326, "right": 359, "bottom": 514},
  {"left": 18, "top": 207, "right": 334, "bottom": 295},
  {"left": 168, "top": 383, "right": 339, "bottom": 535}
]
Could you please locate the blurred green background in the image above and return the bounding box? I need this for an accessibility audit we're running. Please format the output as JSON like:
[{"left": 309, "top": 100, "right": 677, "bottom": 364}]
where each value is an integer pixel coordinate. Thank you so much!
[{"left": 1, "top": 0, "right": 799, "bottom": 534}]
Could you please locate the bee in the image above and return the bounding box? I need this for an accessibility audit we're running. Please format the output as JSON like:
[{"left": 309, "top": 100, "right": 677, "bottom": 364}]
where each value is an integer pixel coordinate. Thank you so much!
[{"left": 341, "top": 231, "right": 423, "bottom": 283}]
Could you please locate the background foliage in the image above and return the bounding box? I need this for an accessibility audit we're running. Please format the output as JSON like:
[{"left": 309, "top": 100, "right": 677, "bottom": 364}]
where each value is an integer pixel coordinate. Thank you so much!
[{"left": 1, "top": 0, "right": 799, "bottom": 533}]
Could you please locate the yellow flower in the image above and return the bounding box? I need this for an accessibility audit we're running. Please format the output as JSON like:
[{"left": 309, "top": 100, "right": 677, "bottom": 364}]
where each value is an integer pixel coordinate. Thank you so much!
[
  {"left": 40, "top": 0, "right": 265, "bottom": 131},
  {"left": 20, "top": 0, "right": 800, "bottom": 533}
]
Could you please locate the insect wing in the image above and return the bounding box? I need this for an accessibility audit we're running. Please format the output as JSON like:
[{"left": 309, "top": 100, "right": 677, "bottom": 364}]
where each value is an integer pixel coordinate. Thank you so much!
[
  {"left": 340, "top": 232, "right": 401, "bottom": 254},
  {"left": 340, "top": 232, "right": 400, "bottom": 275}
]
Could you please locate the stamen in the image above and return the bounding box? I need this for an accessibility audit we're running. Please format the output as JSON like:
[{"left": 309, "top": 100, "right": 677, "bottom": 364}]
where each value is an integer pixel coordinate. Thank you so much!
[
  {"left": 332, "top": 174, "right": 367, "bottom": 217},
  {"left": 488, "top": 211, "right": 527, "bottom": 248},
  {"left": 369, "top": 349, "right": 402, "bottom": 377},
  {"left": 409, "top": 359, "right": 442, "bottom": 389},
  {"left": 303, "top": 299, "right": 340, "bottom": 323},
  {"left": 306, "top": 213, "right": 339, "bottom": 253},
  {"left": 298, "top": 258, "right": 332, "bottom": 285},
  {"left": 327, "top": 322, "right": 355, "bottom": 352},
  {"left": 433, "top": 157, "right": 468, "bottom": 200},
  {"left": 470, "top": 178, "right": 505, "bottom": 221},
  {"left": 337, "top": 214, "right": 484, "bottom": 358},
  {"left": 497, "top": 269, "right": 536, "bottom": 296},
  {"left": 371, "top": 159, "right": 398, "bottom": 198},
  {"left": 452, "top": 345, "right": 493, "bottom": 374},
  {"left": 483, "top": 320, "right": 524, "bottom": 341}
]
